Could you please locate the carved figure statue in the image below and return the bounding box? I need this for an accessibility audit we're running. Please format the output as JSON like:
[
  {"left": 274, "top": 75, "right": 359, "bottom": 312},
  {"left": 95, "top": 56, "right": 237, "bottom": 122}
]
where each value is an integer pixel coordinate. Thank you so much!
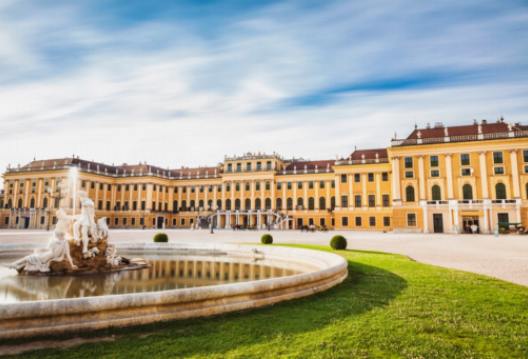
[
  {"left": 73, "top": 191, "right": 99, "bottom": 258},
  {"left": 9, "top": 229, "right": 77, "bottom": 273}
]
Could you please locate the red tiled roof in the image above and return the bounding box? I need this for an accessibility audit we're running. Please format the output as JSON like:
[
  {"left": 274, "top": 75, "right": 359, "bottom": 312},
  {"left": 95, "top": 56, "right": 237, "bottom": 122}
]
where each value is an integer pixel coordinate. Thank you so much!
[
  {"left": 284, "top": 160, "right": 335, "bottom": 171},
  {"left": 349, "top": 148, "right": 388, "bottom": 161},
  {"left": 406, "top": 120, "right": 521, "bottom": 140}
]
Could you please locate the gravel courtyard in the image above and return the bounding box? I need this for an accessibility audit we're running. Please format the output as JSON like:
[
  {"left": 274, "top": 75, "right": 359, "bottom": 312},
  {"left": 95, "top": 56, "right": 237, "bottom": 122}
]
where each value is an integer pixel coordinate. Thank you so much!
[{"left": 1, "top": 229, "right": 527, "bottom": 286}]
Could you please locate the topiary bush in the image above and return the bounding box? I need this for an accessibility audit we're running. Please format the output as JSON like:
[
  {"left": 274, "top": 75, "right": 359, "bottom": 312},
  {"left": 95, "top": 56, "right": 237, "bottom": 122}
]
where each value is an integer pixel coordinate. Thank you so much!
[
  {"left": 153, "top": 232, "right": 169, "bottom": 243},
  {"left": 261, "top": 233, "right": 273, "bottom": 244},
  {"left": 330, "top": 235, "right": 347, "bottom": 250}
]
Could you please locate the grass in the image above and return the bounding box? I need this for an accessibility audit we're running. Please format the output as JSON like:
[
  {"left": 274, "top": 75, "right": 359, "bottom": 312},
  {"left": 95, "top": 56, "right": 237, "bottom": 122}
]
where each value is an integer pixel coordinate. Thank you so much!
[{"left": 7, "top": 245, "right": 528, "bottom": 358}]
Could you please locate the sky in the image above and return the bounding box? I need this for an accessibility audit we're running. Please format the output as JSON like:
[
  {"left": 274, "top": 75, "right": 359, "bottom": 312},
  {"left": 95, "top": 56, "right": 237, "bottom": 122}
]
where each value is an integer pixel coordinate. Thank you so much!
[{"left": 0, "top": 0, "right": 527, "bottom": 184}]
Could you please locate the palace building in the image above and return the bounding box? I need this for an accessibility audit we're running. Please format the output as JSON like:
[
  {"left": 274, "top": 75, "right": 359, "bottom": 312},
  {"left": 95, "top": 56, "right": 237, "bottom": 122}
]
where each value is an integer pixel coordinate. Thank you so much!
[{"left": 1, "top": 119, "right": 528, "bottom": 234}]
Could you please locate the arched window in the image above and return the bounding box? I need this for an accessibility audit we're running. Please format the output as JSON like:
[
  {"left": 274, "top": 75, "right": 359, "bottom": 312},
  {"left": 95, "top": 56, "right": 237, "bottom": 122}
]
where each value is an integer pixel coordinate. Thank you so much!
[
  {"left": 319, "top": 197, "right": 326, "bottom": 210},
  {"left": 207, "top": 200, "right": 213, "bottom": 209},
  {"left": 296, "top": 197, "right": 303, "bottom": 209},
  {"left": 235, "top": 199, "right": 241, "bottom": 210},
  {"left": 308, "top": 197, "right": 315, "bottom": 210},
  {"left": 225, "top": 199, "right": 232, "bottom": 210},
  {"left": 265, "top": 198, "right": 272, "bottom": 210},
  {"left": 43, "top": 197, "right": 48, "bottom": 209},
  {"left": 286, "top": 198, "right": 293, "bottom": 210},
  {"left": 18, "top": 198, "right": 23, "bottom": 209},
  {"left": 198, "top": 200, "right": 204, "bottom": 209},
  {"left": 495, "top": 183, "right": 506, "bottom": 200},
  {"left": 431, "top": 185, "right": 441, "bottom": 201},
  {"left": 7, "top": 199, "right": 12, "bottom": 209},
  {"left": 216, "top": 199, "right": 222, "bottom": 210},
  {"left": 462, "top": 184, "right": 473, "bottom": 200},
  {"left": 405, "top": 186, "right": 415, "bottom": 202},
  {"left": 255, "top": 198, "right": 261, "bottom": 210},
  {"left": 330, "top": 196, "right": 336, "bottom": 209},
  {"left": 245, "top": 198, "right": 251, "bottom": 210},
  {"left": 276, "top": 198, "right": 282, "bottom": 210},
  {"left": 181, "top": 200, "right": 187, "bottom": 210},
  {"left": 190, "top": 200, "right": 196, "bottom": 209}
]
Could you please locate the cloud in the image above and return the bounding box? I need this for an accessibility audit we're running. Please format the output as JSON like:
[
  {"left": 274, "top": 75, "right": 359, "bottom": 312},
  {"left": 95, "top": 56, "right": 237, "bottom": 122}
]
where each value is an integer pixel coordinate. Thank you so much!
[{"left": 0, "top": 0, "right": 527, "bottom": 188}]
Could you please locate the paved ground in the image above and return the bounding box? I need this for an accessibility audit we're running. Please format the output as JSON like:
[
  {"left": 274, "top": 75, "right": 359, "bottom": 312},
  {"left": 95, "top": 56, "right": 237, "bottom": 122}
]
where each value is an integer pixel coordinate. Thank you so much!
[{"left": 1, "top": 229, "right": 527, "bottom": 286}]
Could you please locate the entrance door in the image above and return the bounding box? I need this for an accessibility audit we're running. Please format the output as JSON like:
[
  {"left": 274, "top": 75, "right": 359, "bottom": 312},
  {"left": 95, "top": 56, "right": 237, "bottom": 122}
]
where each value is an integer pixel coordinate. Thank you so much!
[
  {"left": 24, "top": 217, "right": 30, "bottom": 229},
  {"left": 156, "top": 217, "right": 164, "bottom": 229},
  {"left": 462, "top": 216, "right": 480, "bottom": 233},
  {"left": 433, "top": 214, "right": 443, "bottom": 233},
  {"left": 497, "top": 213, "right": 509, "bottom": 231},
  {"left": 296, "top": 218, "right": 303, "bottom": 229}
]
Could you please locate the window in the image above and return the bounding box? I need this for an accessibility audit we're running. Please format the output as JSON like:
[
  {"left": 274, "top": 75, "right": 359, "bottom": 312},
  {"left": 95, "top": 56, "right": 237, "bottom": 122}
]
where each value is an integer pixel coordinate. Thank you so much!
[
  {"left": 245, "top": 183, "right": 250, "bottom": 191},
  {"left": 320, "top": 181, "right": 325, "bottom": 189},
  {"left": 235, "top": 199, "right": 241, "bottom": 210},
  {"left": 256, "top": 162, "right": 262, "bottom": 171},
  {"left": 341, "top": 217, "right": 348, "bottom": 226},
  {"left": 369, "top": 216, "right": 376, "bottom": 227},
  {"left": 430, "top": 155, "right": 439, "bottom": 167},
  {"left": 287, "top": 182, "right": 292, "bottom": 190},
  {"left": 494, "top": 167, "right": 504, "bottom": 175},
  {"left": 296, "top": 197, "right": 303, "bottom": 209},
  {"left": 382, "top": 172, "right": 388, "bottom": 181},
  {"left": 246, "top": 162, "right": 252, "bottom": 171},
  {"left": 226, "top": 184, "right": 231, "bottom": 191},
  {"left": 404, "top": 157, "right": 413, "bottom": 168},
  {"left": 382, "top": 194, "right": 390, "bottom": 207},
  {"left": 255, "top": 183, "right": 261, "bottom": 191},
  {"left": 461, "top": 153, "right": 470, "bottom": 166},
  {"left": 266, "top": 161, "right": 272, "bottom": 170},
  {"left": 341, "top": 174, "right": 347, "bottom": 183},
  {"left": 405, "top": 186, "right": 415, "bottom": 202},
  {"left": 462, "top": 184, "right": 473, "bottom": 200},
  {"left": 277, "top": 182, "right": 282, "bottom": 190},
  {"left": 330, "top": 196, "right": 336, "bottom": 209},
  {"left": 405, "top": 171, "right": 413, "bottom": 178},
  {"left": 354, "top": 195, "right": 362, "bottom": 207},
  {"left": 235, "top": 183, "right": 240, "bottom": 192},
  {"left": 265, "top": 182, "right": 271, "bottom": 191},
  {"left": 200, "top": 186, "right": 204, "bottom": 193},
  {"left": 308, "top": 181, "right": 314, "bottom": 189},
  {"left": 431, "top": 185, "right": 441, "bottom": 201},
  {"left": 297, "top": 182, "right": 302, "bottom": 189},
  {"left": 368, "top": 173, "right": 374, "bottom": 182},
  {"left": 524, "top": 150, "right": 528, "bottom": 163},
  {"left": 461, "top": 168, "right": 471, "bottom": 176},
  {"left": 227, "top": 163, "right": 232, "bottom": 172},
  {"left": 191, "top": 187, "right": 195, "bottom": 193},
  {"left": 141, "top": 201, "right": 146, "bottom": 210},
  {"left": 368, "top": 195, "right": 375, "bottom": 207},
  {"left": 354, "top": 174, "right": 360, "bottom": 182},
  {"left": 276, "top": 198, "right": 282, "bottom": 210},
  {"left": 355, "top": 216, "right": 362, "bottom": 226},
  {"left": 493, "top": 151, "right": 503, "bottom": 164},
  {"left": 495, "top": 183, "right": 506, "bottom": 200},
  {"left": 407, "top": 213, "right": 417, "bottom": 226},
  {"left": 341, "top": 195, "right": 348, "bottom": 207},
  {"left": 383, "top": 217, "right": 390, "bottom": 227},
  {"left": 236, "top": 163, "right": 241, "bottom": 172},
  {"left": 498, "top": 213, "right": 509, "bottom": 226},
  {"left": 308, "top": 197, "right": 315, "bottom": 210},
  {"left": 287, "top": 198, "right": 293, "bottom": 210},
  {"left": 431, "top": 169, "right": 440, "bottom": 177},
  {"left": 319, "top": 197, "right": 326, "bottom": 210}
]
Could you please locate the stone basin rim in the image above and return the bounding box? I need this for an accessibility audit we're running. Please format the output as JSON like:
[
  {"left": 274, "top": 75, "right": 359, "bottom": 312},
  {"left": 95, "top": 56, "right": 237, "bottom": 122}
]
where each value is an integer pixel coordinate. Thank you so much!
[{"left": 0, "top": 243, "right": 348, "bottom": 338}]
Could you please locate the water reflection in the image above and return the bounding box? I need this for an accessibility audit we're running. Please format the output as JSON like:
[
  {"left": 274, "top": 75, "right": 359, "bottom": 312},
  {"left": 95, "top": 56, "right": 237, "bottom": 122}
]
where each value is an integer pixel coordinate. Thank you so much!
[{"left": 0, "top": 257, "right": 299, "bottom": 303}]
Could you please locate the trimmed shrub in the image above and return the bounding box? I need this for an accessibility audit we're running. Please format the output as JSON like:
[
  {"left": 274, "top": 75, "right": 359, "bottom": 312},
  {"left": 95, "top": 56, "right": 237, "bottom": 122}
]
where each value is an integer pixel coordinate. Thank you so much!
[
  {"left": 153, "top": 232, "right": 169, "bottom": 243},
  {"left": 261, "top": 234, "right": 273, "bottom": 244},
  {"left": 330, "top": 235, "right": 347, "bottom": 250}
]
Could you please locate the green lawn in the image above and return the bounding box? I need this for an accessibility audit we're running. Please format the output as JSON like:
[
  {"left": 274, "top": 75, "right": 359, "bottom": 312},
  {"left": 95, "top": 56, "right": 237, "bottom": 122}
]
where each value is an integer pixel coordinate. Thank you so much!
[{"left": 9, "top": 245, "right": 528, "bottom": 358}]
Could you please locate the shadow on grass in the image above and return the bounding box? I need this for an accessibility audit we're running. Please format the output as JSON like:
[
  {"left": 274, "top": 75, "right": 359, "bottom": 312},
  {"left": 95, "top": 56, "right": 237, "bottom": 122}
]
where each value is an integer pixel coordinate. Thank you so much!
[{"left": 10, "top": 258, "right": 407, "bottom": 358}]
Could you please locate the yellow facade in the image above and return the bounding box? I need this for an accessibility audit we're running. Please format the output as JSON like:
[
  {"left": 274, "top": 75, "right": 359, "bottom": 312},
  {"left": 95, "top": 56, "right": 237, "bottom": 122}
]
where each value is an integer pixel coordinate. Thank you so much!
[{"left": 1, "top": 120, "right": 527, "bottom": 233}]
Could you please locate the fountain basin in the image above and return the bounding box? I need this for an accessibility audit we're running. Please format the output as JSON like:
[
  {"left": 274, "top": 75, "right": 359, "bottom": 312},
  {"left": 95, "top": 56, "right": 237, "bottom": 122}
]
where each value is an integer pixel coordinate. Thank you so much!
[{"left": 0, "top": 243, "right": 347, "bottom": 339}]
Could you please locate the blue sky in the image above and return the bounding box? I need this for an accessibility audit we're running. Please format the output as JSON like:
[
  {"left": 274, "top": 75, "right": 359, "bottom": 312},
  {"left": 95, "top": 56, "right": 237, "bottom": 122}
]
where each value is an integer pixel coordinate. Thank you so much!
[{"left": 0, "top": 0, "right": 527, "bottom": 179}]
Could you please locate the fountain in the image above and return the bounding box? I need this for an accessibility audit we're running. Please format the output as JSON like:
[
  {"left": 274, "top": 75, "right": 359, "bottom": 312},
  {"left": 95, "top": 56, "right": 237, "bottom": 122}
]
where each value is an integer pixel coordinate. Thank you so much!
[
  {"left": 0, "top": 166, "right": 348, "bottom": 340},
  {"left": 8, "top": 168, "right": 147, "bottom": 276}
]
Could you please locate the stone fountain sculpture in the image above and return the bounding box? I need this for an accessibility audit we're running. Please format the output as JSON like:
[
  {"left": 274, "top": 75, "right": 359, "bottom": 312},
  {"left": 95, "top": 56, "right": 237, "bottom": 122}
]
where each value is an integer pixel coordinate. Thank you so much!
[{"left": 9, "top": 183, "right": 147, "bottom": 276}]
